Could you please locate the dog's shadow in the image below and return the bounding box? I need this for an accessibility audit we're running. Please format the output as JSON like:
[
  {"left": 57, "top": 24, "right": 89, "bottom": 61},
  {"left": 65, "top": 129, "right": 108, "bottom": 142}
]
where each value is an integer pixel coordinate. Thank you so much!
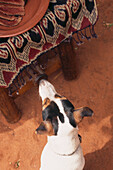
[{"left": 84, "top": 116, "right": 113, "bottom": 170}]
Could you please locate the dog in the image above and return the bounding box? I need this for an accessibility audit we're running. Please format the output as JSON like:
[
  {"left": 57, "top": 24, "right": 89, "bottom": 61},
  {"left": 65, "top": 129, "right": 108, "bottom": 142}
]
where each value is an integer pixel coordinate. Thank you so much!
[{"left": 35, "top": 80, "right": 93, "bottom": 170}]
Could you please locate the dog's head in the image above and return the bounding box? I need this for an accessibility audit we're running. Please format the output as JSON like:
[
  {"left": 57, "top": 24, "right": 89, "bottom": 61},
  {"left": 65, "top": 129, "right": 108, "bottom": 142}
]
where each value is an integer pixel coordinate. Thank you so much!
[{"left": 35, "top": 80, "right": 93, "bottom": 136}]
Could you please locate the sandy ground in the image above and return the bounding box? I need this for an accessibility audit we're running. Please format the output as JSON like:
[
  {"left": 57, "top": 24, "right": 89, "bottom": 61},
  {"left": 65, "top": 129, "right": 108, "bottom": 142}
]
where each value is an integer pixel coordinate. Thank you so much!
[{"left": 0, "top": 0, "right": 113, "bottom": 169}]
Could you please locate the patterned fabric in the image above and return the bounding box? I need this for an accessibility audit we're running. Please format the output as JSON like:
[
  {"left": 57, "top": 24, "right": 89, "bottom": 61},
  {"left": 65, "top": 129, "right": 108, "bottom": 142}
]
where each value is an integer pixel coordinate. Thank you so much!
[{"left": 0, "top": 0, "right": 98, "bottom": 87}]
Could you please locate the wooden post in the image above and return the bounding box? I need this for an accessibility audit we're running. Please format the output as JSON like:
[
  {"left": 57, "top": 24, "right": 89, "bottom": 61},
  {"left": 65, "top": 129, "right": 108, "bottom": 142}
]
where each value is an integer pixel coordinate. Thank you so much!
[
  {"left": 0, "top": 88, "right": 21, "bottom": 123},
  {"left": 58, "top": 38, "right": 77, "bottom": 80}
]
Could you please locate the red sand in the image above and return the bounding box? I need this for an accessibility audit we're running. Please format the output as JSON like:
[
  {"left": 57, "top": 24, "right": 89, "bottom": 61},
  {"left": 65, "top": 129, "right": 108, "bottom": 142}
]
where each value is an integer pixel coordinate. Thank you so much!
[{"left": 0, "top": 0, "right": 113, "bottom": 169}]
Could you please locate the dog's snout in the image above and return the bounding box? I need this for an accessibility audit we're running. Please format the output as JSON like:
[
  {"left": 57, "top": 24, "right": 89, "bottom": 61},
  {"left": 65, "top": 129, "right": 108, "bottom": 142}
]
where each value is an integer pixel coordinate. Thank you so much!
[
  {"left": 39, "top": 79, "right": 46, "bottom": 86},
  {"left": 39, "top": 79, "right": 49, "bottom": 87},
  {"left": 39, "top": 80, "right": 57, "bottom": 101},
  {"left": 35, "top": 74, "right": 48, "bottom": 85}
]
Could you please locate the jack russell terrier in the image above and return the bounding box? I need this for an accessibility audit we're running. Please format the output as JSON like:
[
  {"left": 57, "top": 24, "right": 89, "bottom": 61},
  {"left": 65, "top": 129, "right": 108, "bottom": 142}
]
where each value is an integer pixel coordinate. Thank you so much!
[{"left": 35, "top": 79, "right": 93, "bottom": 170}]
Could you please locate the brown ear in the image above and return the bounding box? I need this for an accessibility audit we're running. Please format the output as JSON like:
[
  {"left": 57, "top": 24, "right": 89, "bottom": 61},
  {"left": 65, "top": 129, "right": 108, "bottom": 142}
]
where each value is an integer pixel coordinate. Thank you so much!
[
  {"left": 73, "top": 107, "right": 93, "bottom": 124},
  {"left": 35, "top": 120, "right": 54, "bottom": 136}
]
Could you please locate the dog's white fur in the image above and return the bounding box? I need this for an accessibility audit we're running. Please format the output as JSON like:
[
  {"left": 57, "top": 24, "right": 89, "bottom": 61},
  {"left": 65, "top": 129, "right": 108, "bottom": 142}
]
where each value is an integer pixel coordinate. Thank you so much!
[{"left": 38, "top": 80, "right": 85, "bottom": 170}]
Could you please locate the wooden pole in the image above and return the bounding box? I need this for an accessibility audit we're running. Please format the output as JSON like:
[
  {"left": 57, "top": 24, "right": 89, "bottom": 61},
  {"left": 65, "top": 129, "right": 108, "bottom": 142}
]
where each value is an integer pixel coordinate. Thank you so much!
[
  {"left": 58, "top": 38, "right": 77, "bottom": 80},
  {"left": 0, "top": 88, "right": 21, "bottom": 123}
]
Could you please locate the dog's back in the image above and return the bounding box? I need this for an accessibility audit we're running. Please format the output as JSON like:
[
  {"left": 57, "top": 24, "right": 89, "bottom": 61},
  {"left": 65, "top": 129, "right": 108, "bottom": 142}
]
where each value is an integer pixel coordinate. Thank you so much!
[{"left": 40, "top": 136, "right": 85, "bottom": 170}]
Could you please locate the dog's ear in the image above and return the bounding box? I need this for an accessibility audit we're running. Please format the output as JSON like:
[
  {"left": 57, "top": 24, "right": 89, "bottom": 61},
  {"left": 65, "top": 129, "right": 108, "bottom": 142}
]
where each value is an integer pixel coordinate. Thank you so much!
[
  {"left": 35, "top": 120, "right": 54, "bottom": 136},
  {"left": 73, "top": 107, "right": 93, "bottom": 124}
]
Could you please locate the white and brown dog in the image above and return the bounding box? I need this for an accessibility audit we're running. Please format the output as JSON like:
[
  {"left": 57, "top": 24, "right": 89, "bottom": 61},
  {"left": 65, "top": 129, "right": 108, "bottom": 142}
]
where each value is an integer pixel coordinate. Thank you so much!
[{"left": 35, "top": 80, "right": 93, "bottom": 170}]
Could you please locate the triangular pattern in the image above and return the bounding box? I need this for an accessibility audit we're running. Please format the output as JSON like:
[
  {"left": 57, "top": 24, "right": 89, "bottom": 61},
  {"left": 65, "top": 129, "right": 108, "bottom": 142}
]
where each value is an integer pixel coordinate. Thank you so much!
[{"left": 0, "top": 0, "right": 98, "bottom": 87}]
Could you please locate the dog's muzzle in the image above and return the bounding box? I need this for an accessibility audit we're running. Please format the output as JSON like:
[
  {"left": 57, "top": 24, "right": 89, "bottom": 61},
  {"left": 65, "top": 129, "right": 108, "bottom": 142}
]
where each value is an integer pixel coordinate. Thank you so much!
[{"left": 35, "top": 74, "right": 48, "bottom": 85}]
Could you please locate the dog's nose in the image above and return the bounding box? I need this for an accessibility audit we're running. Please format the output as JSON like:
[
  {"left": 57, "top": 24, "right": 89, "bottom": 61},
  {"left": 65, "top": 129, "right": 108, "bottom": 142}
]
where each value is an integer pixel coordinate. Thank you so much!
[
  {"left": 35, "top": 74, "right": 48, "bottom": 85},
  {"left": 39, "top": 79, "right": 47, "bottom": 86}
]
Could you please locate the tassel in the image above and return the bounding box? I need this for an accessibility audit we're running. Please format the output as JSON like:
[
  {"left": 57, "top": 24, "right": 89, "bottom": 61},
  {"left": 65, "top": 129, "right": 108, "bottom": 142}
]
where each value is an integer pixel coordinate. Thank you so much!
[
  {"left": 77, "top": 32, "right": 84, "bottom": 45},
  {"left": 29, "top": 65, "right": 37, "bottom": 75},
  {"left": 89, "top": 25, "right": 97, "bottom": 38},
  {"left": 72, "top": 36, "right": 81, "bottom": 46},
  {"left": 19, "top": 72, "right": 26, "bottom": 88},
  {"left": 13, "top": 82, "right": 19, "bottom": 95},
  {"left": 8, "top": 86, "right": 13, "bottom": 97},
  {"left": 81, "top": 28, "right": 91, "bottom": 40},
  {"left": 15, "top": 76, "right": 21, "bottom": 89},
  {"left": 39, "top": 63, "right": 47, "bottom": 70},
  {"left": 24, "top": 69, "right": 32, "bottom": 80},
  {"left": 79, "top": 31, "right": 85, "bottom": 39}
]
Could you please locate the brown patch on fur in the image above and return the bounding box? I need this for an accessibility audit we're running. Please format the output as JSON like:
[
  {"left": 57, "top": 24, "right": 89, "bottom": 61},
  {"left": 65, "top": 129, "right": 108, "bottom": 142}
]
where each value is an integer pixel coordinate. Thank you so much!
[
  {"left": 36, "top": 121, "right": 54, "bottom": 136},
  {"left": 55, "top": 94, "right": 67, "bottom": 100},
  {"left": 73, "top": 112, "right": 82, "bottom": 123},
  {"left": 42, "top": 98, "right": 51, "bottom": 111},
  {"left": 45, "top": 121, "right": 55, "bottom": 136},
  {"left": 73, "top": 107, "right": 93, "bottom": 124},
  {"left": 73, "top": 108, "right": 83, "bottom": 124}
]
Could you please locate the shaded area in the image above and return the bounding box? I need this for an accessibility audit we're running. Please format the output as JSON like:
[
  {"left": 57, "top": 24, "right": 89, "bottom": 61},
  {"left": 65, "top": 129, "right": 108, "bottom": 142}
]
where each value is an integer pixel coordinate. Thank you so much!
[
  {"left": 0, "top": 0, "right": 113, "bottom": 169},
  {"left": 84, "top": 116, "right": 113, "bottom": 170}
]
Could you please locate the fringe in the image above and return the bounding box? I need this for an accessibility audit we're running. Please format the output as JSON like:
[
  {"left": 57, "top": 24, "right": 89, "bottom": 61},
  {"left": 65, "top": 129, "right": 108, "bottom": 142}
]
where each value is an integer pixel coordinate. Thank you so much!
[
  {"left": 72, "top": 25, "right": 97, "bottom": 46},
  {"left": 8, "top": 24, "right": 97, "bottom": 96},
  {"left": 8, "top": 60, "right": 47, "bottom": 95}
]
